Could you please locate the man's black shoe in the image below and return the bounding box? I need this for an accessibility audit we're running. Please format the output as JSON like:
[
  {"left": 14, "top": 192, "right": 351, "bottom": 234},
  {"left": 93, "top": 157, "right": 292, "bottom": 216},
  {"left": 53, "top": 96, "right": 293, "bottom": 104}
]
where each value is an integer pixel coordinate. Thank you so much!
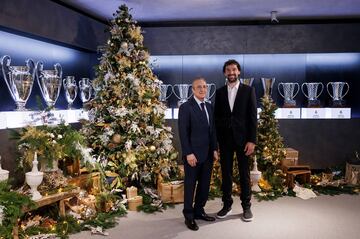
[
  {"left": 194, "top": 213, "right": 216, "bottom": 221},
  {"left": 216, "top": 207, "right": 232, "bottom": 219},
  {"left": 185, "top": 219, "right": 199, "bottom": 231}
]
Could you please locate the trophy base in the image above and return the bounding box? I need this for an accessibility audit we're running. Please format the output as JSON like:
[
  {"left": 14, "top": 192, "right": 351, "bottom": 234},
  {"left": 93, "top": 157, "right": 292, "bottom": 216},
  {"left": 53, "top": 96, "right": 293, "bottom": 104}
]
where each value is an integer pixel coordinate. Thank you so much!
[
  {"left": 330, "top": 100, "right": 346, "bottom": 108},
  {"left": 283, "top": 100, "right": 297, "bottom": 108},
  {"left": 307, "top": 100, "right": 321, "bottom": 108},
  {"left": 15, "top": 102, "right": 28, "bottom": 111}
]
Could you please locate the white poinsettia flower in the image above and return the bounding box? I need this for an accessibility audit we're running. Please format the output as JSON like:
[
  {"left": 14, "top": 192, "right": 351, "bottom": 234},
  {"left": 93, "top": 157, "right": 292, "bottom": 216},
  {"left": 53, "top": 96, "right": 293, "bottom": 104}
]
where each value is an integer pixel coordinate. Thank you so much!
[{"left": 125, "top": 140, "right": 132, "bottom": 151}]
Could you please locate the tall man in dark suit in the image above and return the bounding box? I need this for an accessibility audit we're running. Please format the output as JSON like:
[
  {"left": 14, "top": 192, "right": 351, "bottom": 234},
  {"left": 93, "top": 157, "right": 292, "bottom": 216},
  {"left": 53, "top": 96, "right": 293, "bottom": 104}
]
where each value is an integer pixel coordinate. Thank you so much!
[
  {"left": 214, "top": 59, "right": 257, "bottom": 222},
  {"left": 178, "top": 77, "right": 219, "bottom": 231}
]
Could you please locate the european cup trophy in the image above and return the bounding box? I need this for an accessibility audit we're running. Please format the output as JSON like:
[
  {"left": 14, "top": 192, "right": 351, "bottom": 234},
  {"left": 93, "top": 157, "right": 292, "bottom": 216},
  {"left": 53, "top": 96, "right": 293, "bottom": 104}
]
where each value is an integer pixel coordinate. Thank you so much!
[
  {"left": 36, "top": 62, "right": 62, "bottom": 108},
  {"left": 79, "top": 78, "right": 92, "bottom": 104},
  {"left": 240, "top": 78, "right": 255, "bottom": 87},
  {"left": 261, "top": 78, "right": 276, "bottom": 97},
  {"left": 173, "top": 84, "right": 193, "bottom": 107},
  {"left": 1, "top": 55, "right": 36, "bottom": 111},
  {"left": 278, "top": 82, "right": 299, "bottom": 107},
  {"left": 326, "top": 82, "right": 349, "bottom": 107},
  {"left": 159, "top": 84, "right": 173, "bottom": 104},
  {"left": 63, "top": 76, "right": 78, "bottom": 109},
  {"left": 205, "top": 83, "right": 216, "bottom": 103},
  {"left": 301, "top": 82, "right": 323, "bottom": 107}
]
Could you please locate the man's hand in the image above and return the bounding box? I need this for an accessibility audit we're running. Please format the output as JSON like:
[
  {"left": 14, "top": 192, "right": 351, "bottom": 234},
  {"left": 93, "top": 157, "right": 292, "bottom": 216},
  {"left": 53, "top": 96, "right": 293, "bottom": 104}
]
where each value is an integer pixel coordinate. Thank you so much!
[
  {"left": 244, "top": 142, "right": 255, "bottom": 156},
  {"left": 186, "top": 154, "right": 197, "bottom": 167},
  {"left": 213, "top": 150, "right": 219, "bottom": 162}
]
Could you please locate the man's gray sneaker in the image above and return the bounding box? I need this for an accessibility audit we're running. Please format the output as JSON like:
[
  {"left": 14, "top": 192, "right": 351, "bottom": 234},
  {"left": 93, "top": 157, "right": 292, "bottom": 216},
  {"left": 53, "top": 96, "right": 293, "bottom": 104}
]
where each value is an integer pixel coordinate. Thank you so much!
[{"left": 242, "top": 208, "right": 253, "bottom": 222}]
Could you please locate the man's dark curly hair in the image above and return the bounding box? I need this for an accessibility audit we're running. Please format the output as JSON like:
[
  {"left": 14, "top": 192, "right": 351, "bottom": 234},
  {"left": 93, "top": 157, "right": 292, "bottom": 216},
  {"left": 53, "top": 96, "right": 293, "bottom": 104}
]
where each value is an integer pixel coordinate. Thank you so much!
[{"left": 223, "top": 59, "right": 241, "bottom": 73}]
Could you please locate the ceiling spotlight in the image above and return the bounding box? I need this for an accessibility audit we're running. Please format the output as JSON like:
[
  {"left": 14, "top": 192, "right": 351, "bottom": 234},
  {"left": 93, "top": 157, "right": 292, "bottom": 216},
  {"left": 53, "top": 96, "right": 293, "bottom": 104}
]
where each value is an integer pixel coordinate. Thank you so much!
[{"left": 271, "top": 11, "right": 279, "bottom": 23}]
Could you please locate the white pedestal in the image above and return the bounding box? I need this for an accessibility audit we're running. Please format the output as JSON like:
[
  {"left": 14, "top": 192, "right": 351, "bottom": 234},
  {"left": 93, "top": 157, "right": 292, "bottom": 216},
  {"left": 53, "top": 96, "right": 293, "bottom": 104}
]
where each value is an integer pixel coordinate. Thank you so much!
[
  {"left": 301, "top": 108, "right": 327, "bottom": 119},
  {"left": 173, "top": 108, "right": 179, "bottom": 119},
  {"left": 275, "top": 108, "right": 301, "bottom": 119},
  {"left": 164, "top": 108, "right": 172, "bottom": 119},
  {"left": 325, "top": 108, "right": 351, "bottom": 119}
]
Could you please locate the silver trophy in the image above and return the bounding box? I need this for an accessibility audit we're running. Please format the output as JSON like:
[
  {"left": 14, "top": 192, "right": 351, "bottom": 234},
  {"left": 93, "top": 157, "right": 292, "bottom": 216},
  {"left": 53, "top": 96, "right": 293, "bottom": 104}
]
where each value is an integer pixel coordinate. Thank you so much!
[
  {"left": 261, "top": 78, "right": 276, "bottom": 97},
  {"left": 173, "top": 84, "right": 193, "bottom": 106},
  {"left": 205, "top": 83, "right": 216, "bottom": 102},
  {"left": 240, "top": 78, "right": 255, "bottom": 87},
  {"left": 278, "top": 82, "right": 299, "bottom": 107},
  {"left": 63, "top": 76, "right": 78, "bottom": 109},
  {"left": 326, "top": 81, "right": 349, "bottom": 107},
  {"left": 36, "top": 62, "right": 62, "bottom": 108},
  {"left": 301, "top": 82, "right": 324, "bottom": 107},
  {"left": 159, "top": 84, "right": 173, "bottom": 104},
  {"left": 1, "top": 55, "right": 36, "bottom": 111},
  {"left": 79, "top": 78, "right": 92, "bottom": 104}
]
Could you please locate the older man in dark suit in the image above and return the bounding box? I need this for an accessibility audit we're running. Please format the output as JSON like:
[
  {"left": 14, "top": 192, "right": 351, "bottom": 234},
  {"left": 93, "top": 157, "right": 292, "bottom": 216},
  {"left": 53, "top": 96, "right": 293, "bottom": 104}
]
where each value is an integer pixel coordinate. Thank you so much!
[
  {"left": 178, "top": 77, "right": 218, "bottom": 231},
  {"left": 214, "top": 59, "right": 257, "bottom": 222}
]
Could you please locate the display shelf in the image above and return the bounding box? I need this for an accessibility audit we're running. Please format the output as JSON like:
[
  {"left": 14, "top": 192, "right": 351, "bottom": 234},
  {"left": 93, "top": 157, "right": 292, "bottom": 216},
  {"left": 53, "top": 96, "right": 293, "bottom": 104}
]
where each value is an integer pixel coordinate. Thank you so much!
[
  {"left": 0, "top": 109, "right": 88, "bottom": 129},
  {"left": 0, "top": 107, "right": 351, "bottom": 129}
]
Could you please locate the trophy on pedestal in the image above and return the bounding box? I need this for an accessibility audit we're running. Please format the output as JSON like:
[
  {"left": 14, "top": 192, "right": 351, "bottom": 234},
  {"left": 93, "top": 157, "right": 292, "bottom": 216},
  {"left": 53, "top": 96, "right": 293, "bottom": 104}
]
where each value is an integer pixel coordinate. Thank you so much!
[
  {"left": 326, "top": 82, "right": 349, "bottom": 107},
  {"left": 36, "top": 62, "right": 62, "bottom": 108},
  {"left": 261, "top": 78, "right": 276, "bottom": 97},
  {"left": 79, "top": 78, "right": 92, "bottom": 104},
  {"left": 240, "top": 78, "right": 255, "bottom": 87},
  {"left": 159, "top": 84, "right": 173, "bottom": 104},
  {"left": 1, "top": 55, "right": 36, "bottom": 111},
  {"left": 205, "top": 83, "right": 216, "bottom": 103},
  {"left": 173, "top": 84, "right": 193, "bottom": 107},
  {"left": 63, "top": 76, "right": 78, "bottom": 109},
  {"left": 301, "top": 82, "right": 323, "bottom": 107},
  {"left": 278, "top": 82, "right": 299, "bottom": 107}
]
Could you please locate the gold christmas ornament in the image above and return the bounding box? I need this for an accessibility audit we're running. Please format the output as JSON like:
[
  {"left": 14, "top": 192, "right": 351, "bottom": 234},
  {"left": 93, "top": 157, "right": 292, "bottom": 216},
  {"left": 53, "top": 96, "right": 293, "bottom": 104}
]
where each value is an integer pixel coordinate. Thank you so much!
[
  {"left": 112, "top": 134, "right": 122, "bottom": 144},
  {"left": 149, "top": 145, "right": 156, "bottom": 152}
]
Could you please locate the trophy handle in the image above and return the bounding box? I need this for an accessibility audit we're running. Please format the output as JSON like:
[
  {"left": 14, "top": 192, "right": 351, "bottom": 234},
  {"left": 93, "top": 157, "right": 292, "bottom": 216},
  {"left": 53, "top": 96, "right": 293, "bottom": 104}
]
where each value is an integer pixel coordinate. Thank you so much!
[
  {"left": 326, "top": 82, "right": 333, "bottom": 98},
  {"left": 54, "top": 63, "right": 62, "bottom": 79},
  {"left": 172, "top": 84, "right": 181, "bottom": 99},
  {"left": 301, "top": 83, "right": 309, "bottom": 98},
  {"left": 343, "top": 82, "right": 350, "bottom": 98},
  {"left": 26, "top": 59, "right": 36, "bottom": 77},
  {"left": 188, "top": 85, "right": 193, "bottom": 99},
  {"left": 208, "top": 83, "right": 216, "bottom": 99},
  {"left": 277, "top": 83, "right": 285, "bottom": 98},
  {"left": 36, "top": 61, "right": 46, "bottom": 99},
  {"left": 316, "top": 82, "right": 324, "bottom": 98},
  {"left": 293, "top": 83, "right": 300, "bottom": 97},
  {"left": 1, "top": 55, "right": 16, "bottom": 101},
  {"left": 165, "top": 84, "right": 173, "bottom": 100}
]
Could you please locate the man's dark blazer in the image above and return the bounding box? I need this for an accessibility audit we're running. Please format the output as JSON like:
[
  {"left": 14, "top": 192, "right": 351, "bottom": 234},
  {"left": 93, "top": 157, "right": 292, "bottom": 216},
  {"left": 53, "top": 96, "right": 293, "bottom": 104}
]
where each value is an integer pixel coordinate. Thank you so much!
[
  {"left": 214, "top": 83, "right": 257, "bottom": 147},
  {"left": 178, "top": 97, "right": 217, "bottom": 162}
]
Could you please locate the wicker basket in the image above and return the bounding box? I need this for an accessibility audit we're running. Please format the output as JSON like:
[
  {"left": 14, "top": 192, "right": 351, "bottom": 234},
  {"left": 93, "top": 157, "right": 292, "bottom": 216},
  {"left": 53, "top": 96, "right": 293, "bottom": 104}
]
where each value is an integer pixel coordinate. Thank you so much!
[{"left": 128, "top": 196, "right": 143, "bottom": 211}]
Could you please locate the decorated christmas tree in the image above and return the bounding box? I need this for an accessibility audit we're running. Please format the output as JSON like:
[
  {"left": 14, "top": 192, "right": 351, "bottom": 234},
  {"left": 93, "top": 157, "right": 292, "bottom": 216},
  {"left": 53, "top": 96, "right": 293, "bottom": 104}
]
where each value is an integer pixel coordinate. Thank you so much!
[
  {"left": 82, "top": 5, "right": 178, "bottom": 190},
  {"left": 255, "top": 95, "right": 286, "bottom": 196}
]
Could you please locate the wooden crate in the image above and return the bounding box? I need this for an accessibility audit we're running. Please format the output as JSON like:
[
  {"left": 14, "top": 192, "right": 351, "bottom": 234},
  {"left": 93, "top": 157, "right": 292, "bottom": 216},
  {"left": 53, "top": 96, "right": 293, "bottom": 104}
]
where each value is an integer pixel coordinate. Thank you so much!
[
  {"left": 67, "top": 172, "right": 101, "bottom": 194},
  {"left": 158, "top": 181, "right": 184, "bottom": 203}
]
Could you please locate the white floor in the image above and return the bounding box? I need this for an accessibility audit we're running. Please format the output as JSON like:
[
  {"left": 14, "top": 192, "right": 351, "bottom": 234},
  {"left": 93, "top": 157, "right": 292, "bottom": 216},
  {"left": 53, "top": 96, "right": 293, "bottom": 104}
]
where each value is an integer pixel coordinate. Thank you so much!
[{"left": 70, "top": 194, "right": 360, "bottom": 239}]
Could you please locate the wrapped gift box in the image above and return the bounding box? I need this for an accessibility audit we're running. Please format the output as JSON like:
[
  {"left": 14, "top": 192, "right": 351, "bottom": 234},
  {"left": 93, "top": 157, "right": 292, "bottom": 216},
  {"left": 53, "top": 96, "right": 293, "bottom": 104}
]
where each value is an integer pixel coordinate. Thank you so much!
[
  {"left": 126, "top": 186, "right": 138, "bottom": 199},
  {"left": 282, "top": 148, "right": 299, "bottom": 168},
  {"left": 128, "top": 196, "right": 143, "bottom": 211},
  {"left": 158, "top": 180, "right": 184, "bottom": 203}
]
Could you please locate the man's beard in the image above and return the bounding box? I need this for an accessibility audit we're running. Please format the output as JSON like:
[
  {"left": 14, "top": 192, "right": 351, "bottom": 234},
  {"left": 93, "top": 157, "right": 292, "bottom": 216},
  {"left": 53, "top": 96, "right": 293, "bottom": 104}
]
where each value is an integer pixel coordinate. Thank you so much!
[{"left": 227, "top": 75, "right": 238, "bottom": 83}]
